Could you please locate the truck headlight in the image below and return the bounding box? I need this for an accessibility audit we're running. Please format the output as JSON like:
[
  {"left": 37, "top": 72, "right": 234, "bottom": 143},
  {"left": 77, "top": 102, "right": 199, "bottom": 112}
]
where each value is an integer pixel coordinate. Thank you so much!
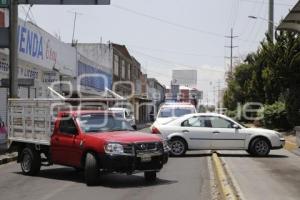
[{"left": 104, "top": 143, "right": 124, "bottom": 154}]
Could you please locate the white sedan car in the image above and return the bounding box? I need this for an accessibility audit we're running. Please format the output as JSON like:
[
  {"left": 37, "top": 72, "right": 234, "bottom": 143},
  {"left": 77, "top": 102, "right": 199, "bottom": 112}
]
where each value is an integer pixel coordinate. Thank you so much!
[{"left": 152, "top": 113, "right": 285, "bottom": 156}]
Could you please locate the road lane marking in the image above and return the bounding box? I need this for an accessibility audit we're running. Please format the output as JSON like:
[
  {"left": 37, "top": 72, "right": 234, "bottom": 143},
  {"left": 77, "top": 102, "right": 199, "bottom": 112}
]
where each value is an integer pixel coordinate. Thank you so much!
[{"left": 38, "top": 182, "right": 74, "bottom": 200}]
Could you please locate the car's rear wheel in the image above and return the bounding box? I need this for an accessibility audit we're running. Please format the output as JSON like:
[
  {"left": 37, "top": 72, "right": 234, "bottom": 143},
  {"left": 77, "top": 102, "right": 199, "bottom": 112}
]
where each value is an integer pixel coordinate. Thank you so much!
[
  {"left": 144, "top": 171, "right": 157, "bottom": 182},
  {"left": 169, "top": 138, "right": 187, "bottom": 156},
  {"left": 85, "top": 153, "right": 100, "bottom": 186},
  {"left": 249, "top": 138, "right": 270, "bottom": 156},
  {"left": 20, "top": 147, "right": 41, "bottom": 176}
]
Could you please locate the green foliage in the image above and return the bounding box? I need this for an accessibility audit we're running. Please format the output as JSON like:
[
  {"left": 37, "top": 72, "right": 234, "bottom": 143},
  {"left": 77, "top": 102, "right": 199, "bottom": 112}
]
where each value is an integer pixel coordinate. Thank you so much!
[
  {"left": 257, "top": 102, "right": 291, "bottom": 130},
  {"left": 223, "top": 31, "right": 300, "bottom": 128}
]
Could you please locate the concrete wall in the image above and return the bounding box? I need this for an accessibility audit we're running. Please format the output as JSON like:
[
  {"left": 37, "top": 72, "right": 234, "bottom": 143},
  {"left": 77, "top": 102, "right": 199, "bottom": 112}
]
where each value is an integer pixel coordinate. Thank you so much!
[{"left": 76, "top": 43, "right": 113, "bottom": 75}]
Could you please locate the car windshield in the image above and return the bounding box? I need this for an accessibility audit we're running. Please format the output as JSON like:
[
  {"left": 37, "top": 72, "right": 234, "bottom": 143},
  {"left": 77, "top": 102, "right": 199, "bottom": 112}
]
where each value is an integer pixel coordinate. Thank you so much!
[
  {"left": 158, "top": 107, "right": 195, "bottom": 118},
  {"left": 78, "top": 114, "right": 134, "bottom": 133}
]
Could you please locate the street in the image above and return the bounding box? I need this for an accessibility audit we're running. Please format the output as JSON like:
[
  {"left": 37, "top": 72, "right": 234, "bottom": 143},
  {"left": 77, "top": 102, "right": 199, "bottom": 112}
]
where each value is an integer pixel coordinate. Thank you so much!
[
  {"left": 0, "top": 152, "right": 212, "bottom": 200},
  {"left": 220, "top": 149, "right": 300, "bottom": 200}
]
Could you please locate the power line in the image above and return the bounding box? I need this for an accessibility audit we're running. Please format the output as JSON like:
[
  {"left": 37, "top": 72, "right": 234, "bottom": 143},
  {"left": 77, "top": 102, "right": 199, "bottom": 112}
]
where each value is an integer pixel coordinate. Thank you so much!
[
  {"left": 240, "top": 0, "right": 293, "bottom": 7},
  {"left": 126, "top": 44, "right": 224, "bottom": 58},
  {"left": 112, "top": 3, "right": 258, "bottom": 44},
  {"left": 129, "top": 48, "right": 225, "bottom": 72}
]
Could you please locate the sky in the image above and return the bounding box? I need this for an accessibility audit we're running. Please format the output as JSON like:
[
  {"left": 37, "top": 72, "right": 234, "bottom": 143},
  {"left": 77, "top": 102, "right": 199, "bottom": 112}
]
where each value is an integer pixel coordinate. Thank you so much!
[{"left": 18, "top": 0, "right": 298, "bottom": 104}]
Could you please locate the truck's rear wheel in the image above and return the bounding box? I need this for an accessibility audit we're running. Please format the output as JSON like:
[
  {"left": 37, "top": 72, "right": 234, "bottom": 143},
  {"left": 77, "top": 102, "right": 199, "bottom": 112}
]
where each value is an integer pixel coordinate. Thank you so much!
[
  {"left": 144, "top": 171, "right": 157, "bottom": 182},
  {"left": 85, "top": 153, "right": 100, "bottom": 186},
  {"left": 20, "top": 147, "right": 41, "bottom": 176}
]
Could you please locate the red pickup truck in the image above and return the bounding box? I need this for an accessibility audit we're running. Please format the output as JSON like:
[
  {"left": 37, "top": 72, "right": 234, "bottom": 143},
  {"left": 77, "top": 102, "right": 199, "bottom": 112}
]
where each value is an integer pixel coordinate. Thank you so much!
[{"left": 8, "top": 100, "right": 169, "bottom": 186}]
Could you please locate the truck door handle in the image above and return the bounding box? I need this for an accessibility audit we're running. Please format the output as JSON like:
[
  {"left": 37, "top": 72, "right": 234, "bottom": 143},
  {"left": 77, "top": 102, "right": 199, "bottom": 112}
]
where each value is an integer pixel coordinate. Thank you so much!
[
  {"left": 182, "top": 130, "right": 189, "bottom": 133},
  {"left": 212, "top": 131, "right": 220, "bottom": 134}
]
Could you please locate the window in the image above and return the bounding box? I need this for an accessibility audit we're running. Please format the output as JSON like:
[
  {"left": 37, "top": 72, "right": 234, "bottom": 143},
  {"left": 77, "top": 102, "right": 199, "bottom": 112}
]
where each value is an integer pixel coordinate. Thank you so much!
[
  {"left": 127, "top": 64, "right": 131, "bottom": 80},
  {"left": 59, "top": 116, "right": 78, "bottom": 135},
  {"left": 121, "top": 60, "right": 126, "bottom": 79},
  {"left": 114, "top": 55, "right": 119, "bottom": 76},
  {"left": 158, "top": 107, "right": 195, "bottom": 118},
  {"left": 182, "top": 116, "right": 203, "bottom": 127},
  {"left": 209, "top": 117, "right": 233, "bottom": 128}
]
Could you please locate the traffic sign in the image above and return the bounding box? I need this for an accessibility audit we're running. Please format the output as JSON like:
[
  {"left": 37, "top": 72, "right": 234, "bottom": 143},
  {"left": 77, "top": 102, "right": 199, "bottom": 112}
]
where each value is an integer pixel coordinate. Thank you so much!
[
  {"left": 0, "top": 0, "right": 9, "bottom": 8},
  {"left": 17, "top": 0, "right": 110, "bottom": 4}
]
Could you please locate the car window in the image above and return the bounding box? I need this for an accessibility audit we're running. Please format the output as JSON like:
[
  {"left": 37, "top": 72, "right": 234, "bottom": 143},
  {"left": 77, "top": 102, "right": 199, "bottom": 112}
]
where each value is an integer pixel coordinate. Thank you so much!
[
  {"left": 182, "top": 116, "right": 204, "bottom": 127},
  {"left": 78, "top": 114, "right": 134, "bottom": 133},
  {"left": 209, "top": 117, "right": 233, "bottom": 128},
  {"left": 158, "top": 107, "right": 195, "bottom": 118},
  {"left": 59, "top": 116, "right": 78, "bottom": 135}
]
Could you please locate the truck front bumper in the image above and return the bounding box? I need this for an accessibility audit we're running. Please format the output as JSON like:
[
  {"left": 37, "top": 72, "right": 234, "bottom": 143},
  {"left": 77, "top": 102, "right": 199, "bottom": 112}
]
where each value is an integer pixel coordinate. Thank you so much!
[{"left": 101, "top": 151, "right": 169, "bottom": 173}]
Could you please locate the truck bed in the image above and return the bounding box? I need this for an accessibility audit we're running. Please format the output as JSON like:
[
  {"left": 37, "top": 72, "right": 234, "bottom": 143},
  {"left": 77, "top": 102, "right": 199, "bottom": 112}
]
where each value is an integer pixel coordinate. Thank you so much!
[{"left": 8, "top": 99, "right": 61, "bottom": 146}]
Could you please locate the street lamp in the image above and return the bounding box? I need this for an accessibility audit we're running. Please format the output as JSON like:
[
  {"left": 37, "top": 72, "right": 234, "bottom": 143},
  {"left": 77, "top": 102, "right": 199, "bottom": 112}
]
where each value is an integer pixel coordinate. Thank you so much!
[{"left": 248, "top": 15, "right": 277, "bottom": 42}]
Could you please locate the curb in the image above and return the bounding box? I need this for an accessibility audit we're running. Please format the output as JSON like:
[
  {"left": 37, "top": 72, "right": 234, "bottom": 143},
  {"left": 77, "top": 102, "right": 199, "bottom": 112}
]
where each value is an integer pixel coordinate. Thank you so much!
[
  {"left": 0, "top": 153, "right": 17, "bottom": 166},
  {"left": 212, "top": 152, "right": 238, "bottom": 200}
]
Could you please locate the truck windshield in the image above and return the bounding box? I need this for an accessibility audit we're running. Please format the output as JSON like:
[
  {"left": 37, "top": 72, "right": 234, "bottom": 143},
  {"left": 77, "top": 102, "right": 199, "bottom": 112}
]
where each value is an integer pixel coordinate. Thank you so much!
[
  {"left": 78, "top": 114, "right": 134, "bottom": 133},
  {"left": 158, "top": 107, "right": 195, "bottom": 118}
]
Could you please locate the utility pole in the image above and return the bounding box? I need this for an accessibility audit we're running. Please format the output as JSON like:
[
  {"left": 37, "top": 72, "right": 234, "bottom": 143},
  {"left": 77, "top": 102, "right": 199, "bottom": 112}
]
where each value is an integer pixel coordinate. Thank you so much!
[
  {"left": 9, "top": 0, "right": 18, "bottom": 98},
  {"left": 225, "top": 28, "right": 238, "bottom": 75},
  {"left": 268, "top": 0, "right": 274, "bottom": 42}
]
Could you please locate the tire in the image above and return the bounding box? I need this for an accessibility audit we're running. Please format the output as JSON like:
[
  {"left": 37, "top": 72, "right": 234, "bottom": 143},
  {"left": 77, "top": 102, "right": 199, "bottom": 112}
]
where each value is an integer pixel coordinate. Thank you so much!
[
  {"left": 73, "top": 167, "right": 83, "bottom": 172},
  {"left": 20, "top": 147, "right": 41, "bottom": 176},
  {"left": 249, "top": 138, "right": 271, "bottom": 157},
  {"left": 144, "top": 171, "right": 157, "bottom": 182},
  {"left": 169, "top": 138, "right": 187, "bottom": 157},
  {"left": 84, "top": 153, "right": 100, "bottom": 186}
]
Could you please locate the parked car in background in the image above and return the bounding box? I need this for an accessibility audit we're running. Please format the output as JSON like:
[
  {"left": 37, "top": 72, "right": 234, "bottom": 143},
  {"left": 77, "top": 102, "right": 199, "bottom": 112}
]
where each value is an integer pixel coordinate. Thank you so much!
[
  {"left": 151, "top": 102, "right": 197, "bottom": 133},
  {"left": 108, "top": 107, "right": 137, "bottom": 129},
  {"left": 152, "top": 113, "right": 285, "bottom": 157}
]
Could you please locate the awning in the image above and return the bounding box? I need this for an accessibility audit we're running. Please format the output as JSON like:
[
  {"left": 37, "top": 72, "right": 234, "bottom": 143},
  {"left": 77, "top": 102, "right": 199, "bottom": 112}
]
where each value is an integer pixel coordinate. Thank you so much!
[{"left": 278, "top": 1, "right": 300, "bottom": 32}]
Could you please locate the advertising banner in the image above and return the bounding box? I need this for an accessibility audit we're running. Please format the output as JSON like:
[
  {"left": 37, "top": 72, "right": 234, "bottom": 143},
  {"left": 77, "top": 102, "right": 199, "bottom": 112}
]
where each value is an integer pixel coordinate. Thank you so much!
[{"left": 17, "top": 19, "right": 76, "bottom": 77}]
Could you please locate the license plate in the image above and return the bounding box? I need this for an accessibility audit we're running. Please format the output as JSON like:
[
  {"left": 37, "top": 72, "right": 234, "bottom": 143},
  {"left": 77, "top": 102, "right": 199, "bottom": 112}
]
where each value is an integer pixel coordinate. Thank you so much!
[{"left": 140, "top": 154, "right": 152, "bottom": 162}]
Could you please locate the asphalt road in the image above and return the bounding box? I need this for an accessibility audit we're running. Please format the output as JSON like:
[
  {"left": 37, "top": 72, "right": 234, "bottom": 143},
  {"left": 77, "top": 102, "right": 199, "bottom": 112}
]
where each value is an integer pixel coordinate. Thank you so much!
[
  {"left": 0, "top": 151, "right": 212, "bottom": 200},
  {"left": 220, "top": 149, "right": 300, "bottom": 200}
]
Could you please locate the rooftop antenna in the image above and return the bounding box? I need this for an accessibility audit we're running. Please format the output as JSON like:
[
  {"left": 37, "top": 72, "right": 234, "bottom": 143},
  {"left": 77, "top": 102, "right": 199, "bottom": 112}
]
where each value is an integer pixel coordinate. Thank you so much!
[{"left": 68, "top": 10, "right": 83, "bottom": 46}]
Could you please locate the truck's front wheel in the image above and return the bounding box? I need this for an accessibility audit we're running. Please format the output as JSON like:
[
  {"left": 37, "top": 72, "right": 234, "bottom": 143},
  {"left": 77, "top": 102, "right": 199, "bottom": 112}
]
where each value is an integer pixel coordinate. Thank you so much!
[
  {"left": 85, "top": 153, "right": 100, "bottom": 186},
  {"left": 20, "top": 147, "right": 41, "bottom": 176}
]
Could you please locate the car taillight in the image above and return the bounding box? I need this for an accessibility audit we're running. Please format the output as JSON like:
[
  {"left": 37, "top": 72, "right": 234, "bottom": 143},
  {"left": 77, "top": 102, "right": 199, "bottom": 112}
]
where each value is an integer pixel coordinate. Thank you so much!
[{"left": 151, "top": 127, "right": 161, "bottom": 134}]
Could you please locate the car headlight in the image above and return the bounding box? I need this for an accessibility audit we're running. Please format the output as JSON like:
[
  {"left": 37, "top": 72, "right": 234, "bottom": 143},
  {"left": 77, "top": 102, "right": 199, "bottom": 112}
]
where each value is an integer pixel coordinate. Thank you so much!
[{"left": 104, "top": 143, "right": 124, "bottom": 154}]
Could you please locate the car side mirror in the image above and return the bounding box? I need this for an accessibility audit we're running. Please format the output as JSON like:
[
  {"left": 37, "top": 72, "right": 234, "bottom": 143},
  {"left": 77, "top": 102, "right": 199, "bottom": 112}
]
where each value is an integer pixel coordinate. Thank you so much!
[{"left": 233, "top": 124, "right": 240, "bottom": 129}]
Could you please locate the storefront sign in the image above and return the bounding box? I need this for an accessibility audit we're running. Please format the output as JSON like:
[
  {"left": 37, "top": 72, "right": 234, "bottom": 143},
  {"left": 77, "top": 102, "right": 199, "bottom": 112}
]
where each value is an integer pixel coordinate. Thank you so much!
[
  {"left": 17, "top": 19, "right": 76, "bottom": 77},
  {"left": 42, "top": 71, "right": 59, "bottom": 83}
]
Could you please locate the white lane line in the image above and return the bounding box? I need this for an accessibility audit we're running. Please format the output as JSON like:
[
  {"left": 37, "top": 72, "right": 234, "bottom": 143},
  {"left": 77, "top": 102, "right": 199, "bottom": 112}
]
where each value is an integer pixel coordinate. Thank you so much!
[{"left": 38, "top": 182, "right": 74, "bottom": 200}]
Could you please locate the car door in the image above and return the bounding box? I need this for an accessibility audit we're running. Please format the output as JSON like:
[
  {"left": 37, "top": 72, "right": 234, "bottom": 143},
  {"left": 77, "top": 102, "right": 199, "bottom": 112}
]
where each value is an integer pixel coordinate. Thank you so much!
[
  {"left": 180, "top": 116, "right": 213, "bottom": 149},
  {"left": 51, "top": 115, "right": 82, "bottom": 166},
  {"left": 210, "top": 116, "right": 246, "bottom": 149}
]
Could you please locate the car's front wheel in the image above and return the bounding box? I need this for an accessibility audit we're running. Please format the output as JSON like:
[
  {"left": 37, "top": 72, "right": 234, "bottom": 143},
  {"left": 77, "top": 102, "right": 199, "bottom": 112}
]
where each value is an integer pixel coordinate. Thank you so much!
[
  {"left": 249, "top": 138, "right": 270, "bottom": 156},
  {"left": 169, "top": 138, "right": 187, "bottom": 157}
]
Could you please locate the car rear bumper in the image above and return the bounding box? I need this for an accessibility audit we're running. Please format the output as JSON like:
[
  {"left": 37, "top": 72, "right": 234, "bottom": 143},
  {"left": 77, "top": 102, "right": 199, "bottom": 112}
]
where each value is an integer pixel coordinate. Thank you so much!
[{"left": 101, "top": 151, "right": 168, "bottom": 173}]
